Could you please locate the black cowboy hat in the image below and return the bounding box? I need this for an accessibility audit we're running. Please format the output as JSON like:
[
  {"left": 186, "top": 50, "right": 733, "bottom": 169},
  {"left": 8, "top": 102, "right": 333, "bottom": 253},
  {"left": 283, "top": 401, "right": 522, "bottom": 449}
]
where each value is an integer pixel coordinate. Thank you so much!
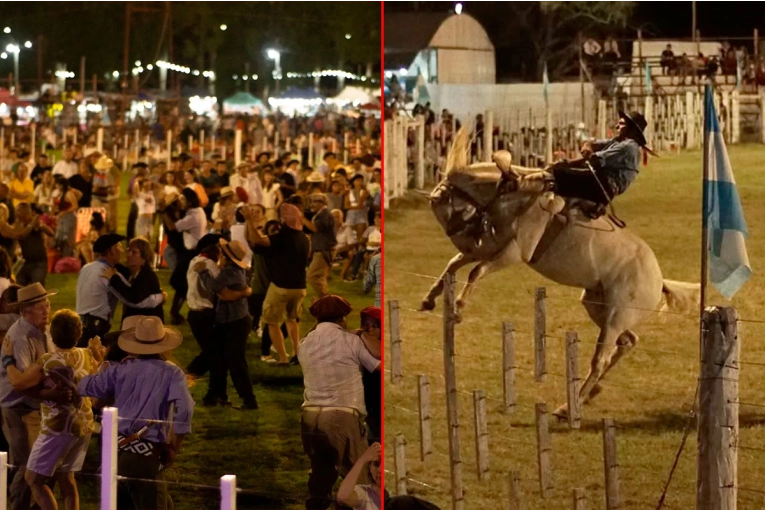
[{"left": 618, "top": 110, "right": 648, "bottom": 148}]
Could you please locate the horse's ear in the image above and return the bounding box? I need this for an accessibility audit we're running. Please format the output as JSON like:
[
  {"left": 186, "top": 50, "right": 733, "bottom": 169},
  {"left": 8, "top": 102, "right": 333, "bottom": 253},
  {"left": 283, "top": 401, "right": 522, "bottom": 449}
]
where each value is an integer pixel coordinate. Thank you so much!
[{"left": 514, "top": 193, "right": 563, "bottom": 263}]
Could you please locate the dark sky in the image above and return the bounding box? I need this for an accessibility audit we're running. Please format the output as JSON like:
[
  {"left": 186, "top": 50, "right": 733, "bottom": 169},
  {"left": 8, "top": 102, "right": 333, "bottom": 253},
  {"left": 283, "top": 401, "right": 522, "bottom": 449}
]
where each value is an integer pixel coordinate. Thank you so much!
[{"left": 386, "top": 2, "right": 765, "bottom": 80}]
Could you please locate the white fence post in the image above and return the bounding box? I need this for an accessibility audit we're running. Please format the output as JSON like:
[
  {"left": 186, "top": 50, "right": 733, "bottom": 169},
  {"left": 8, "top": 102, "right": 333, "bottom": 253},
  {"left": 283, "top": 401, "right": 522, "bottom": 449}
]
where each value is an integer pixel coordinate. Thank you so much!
[
  {"left": 234, "top": 129, "right": 242, "bottom": 167},
  {"left": 686, "top": 92, "right": 697, "bottom": 149},
  {"left": 416, "top": 115, "right": 425, "bottom": 189},
  {"left": 0, "top": 451, "right": 7, "bottom": 510},
  {"left": 731, "top": 90, "right": 740, "bottom": 144},
  {"left": 220, "top": 474, "right": 237, "bottom": 510},
  {"left": 597, "top": 100, "right": 607, "bottom": 139},
  {"left": 166, "top": 131, "right": 173, "bottom": 166},
  {"left": 101, "top": 407, "right": 118, "bottom": 510}
]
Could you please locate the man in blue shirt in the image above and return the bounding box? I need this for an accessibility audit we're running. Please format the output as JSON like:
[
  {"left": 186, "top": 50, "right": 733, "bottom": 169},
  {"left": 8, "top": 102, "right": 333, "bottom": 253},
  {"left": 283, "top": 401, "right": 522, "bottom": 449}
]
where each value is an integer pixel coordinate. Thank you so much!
[{"left": 518, "top": 110, "right": 650, "bottom": 213}]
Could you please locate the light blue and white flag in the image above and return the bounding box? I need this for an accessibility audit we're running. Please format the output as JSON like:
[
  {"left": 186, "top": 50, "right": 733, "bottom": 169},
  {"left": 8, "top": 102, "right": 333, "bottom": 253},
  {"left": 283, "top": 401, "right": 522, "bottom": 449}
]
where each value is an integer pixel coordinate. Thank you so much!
[
  {"left": 703, "top": 84, "right": 750, "bottom": 299},
  {"left": 542, "top": 62, "right": 549, "bottom": 105}
]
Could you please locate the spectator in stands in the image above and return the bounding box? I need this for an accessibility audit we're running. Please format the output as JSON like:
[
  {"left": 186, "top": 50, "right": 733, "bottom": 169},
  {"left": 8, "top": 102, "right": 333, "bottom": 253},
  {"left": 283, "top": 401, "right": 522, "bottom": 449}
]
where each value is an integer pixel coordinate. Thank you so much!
[
  {"left": 661, "top": 44, "right": 675, "bottom": 76},
  {"left": 299, "top": 295, "right": 380, "bottom": 510},
  {"left": 77, "top": 316, "right": 194, "bottom": 510}
]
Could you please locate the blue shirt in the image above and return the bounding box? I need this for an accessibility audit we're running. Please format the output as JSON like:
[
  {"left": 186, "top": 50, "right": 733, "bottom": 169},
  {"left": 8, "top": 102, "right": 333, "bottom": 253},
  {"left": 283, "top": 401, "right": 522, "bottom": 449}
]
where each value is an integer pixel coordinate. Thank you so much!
[
  {"left": 76, "top": 259, "right": 118, "bottom": 321},
  {"left": 77, "top": 358, "right": 194, "bottom": 442},
  {"left": 592, "top": 138, "right": 641, "bottom": 196}
]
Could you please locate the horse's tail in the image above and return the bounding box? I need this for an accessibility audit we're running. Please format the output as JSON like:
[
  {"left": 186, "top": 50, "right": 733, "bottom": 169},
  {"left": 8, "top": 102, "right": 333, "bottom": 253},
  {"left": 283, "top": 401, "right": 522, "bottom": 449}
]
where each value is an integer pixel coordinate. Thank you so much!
[{"left": 661, "top": 279, "right": 700, "bottom": 314}]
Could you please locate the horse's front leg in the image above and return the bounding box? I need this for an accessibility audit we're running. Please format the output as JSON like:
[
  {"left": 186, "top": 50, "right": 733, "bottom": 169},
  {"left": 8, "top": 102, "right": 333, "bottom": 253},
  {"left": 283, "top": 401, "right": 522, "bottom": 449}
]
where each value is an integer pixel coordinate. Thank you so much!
[
  {"left": 420, "top": 253, "right": 472, "bottom": 311},
  {"left": 455, "top": 243, "right": 522, "bottom": 319}
]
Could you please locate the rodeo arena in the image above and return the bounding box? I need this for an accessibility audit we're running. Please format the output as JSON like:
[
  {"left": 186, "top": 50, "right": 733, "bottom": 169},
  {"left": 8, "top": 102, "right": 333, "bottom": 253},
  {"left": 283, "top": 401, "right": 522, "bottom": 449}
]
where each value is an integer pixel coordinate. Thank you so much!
[
  {"left": 0, "top": 31, "right": 383, "bottom": 510},
  {"left": 384, "top": 10, "right": 763, "bottom": 510}
]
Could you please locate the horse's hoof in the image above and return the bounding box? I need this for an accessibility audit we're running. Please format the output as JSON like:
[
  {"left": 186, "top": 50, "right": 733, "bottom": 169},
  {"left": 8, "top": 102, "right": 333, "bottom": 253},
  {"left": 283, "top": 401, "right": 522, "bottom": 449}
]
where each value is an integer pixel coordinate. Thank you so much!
[
  {"left": 419, "top": 299, "right": 436, "bottom": 312},
  {"left": 552, "top": 405, "right": 569, "bottom": 422}
]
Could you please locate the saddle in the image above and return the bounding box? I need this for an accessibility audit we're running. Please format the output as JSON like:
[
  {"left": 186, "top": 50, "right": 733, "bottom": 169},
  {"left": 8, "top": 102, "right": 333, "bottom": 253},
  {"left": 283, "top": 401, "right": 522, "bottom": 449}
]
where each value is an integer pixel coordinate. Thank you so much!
[{"left": 446, "top": 166, "right": 505, "bottom": 208}]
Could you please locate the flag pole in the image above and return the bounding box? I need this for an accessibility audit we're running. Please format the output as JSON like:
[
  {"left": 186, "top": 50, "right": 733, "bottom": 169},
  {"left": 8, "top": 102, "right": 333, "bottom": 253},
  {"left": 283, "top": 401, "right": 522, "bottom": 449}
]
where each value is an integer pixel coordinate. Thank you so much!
[{"left": 700, "top": 83, "right": 710, "bottom": 316}]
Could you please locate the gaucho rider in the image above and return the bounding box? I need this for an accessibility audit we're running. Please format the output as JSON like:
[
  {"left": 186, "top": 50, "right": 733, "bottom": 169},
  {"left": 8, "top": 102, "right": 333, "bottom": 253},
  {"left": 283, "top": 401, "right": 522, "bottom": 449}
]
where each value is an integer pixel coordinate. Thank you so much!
[{"left": 510, "top": 110, "right": 651, "bottom": 218}]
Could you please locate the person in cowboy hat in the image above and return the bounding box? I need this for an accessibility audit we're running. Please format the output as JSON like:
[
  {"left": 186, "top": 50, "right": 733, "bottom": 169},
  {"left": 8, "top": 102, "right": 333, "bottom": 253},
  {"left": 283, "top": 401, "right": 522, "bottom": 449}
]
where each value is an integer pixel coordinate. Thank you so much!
[
  {"left": 77, "top": 316, "right": 194, "bottom": 510},
  {"left": 4, "top": 309, "right": 104, "bottom": 510},
  {"left": 0, "top": 282, "right": 59, "bottom": 510},
  {"left": 193, "top": 239, "right": 258, "bottom": 409},
  {"left": 299, "top": 294, "right": 381, "bottom": 510},
  {"left": 515, "top": 110, "right": 652, "bottom": 217}
]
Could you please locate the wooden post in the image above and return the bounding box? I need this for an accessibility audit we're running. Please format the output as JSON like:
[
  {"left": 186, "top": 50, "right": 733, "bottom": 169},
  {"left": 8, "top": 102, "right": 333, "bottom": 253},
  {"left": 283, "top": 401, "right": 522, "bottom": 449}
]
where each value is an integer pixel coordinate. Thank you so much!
[
  {"left": 502, "top": 322, "right": 516, "bottom": 414},
  {"left": 308, "top": 132, "right": 314, "bottom": 168},
  {"left": 418, "top": 375, "right": 432, "bottom": 461},
  {"left": 30, "top": 124, "right": 36, "bottom": 162},
  {"left": 603, "top": 418, "right": 620, "bottom": 510},
  {"left": 443, "top": 273, "right": 465, "bottom": 510},
  {"left": 534, "top": 287, "right": 547, "bottom": 382},
  {"left": 484, "top": 110, "right": 493, "bottom": 163},
  {"left": 755, "top": 28, "right": 760, "bottom": 59},
  {"left": 200, "top": 130, "right": 205, "bottom": 161},
  {"left": 573, "top": 488, "right": 586, "bottom": 510},
  {"left": 166, "top": 130, "right": 172, "bottom": 166},
  {"left": 343, "top": 131, "right": 350, "bottom": 164},
  {"left": 394, "top": 435, "right": 407, "bottom": 496},
  {"left": 473, "top": 390, "right": 489, "bottom": 480},
  {"left": 731, "top": 90, "right": 740, "bottom": 144},
  {"left": 597, "top": 100, "right": 607, "bottom": 139},
  {"left": 234, "top": 129, "right": 242, "bottom": 167},
  {"left": 388, "top": 300, "right": 402, "bottom": 384},
  {"left": 535, "top": 403, "right": 553, "bottom": 498},
  {"left": 686, "top": 92, "right": 697, "bottom": 149},
  {"left": 566, "top": 332, "right": 581, "bottom": 430},
  {"left": 509, "top": 471, "right": 522, "bottom": 510},
  {"left": 697, "top": 307, "right": 739, "bottom": 510},
  {"left": 416, "top": 116, "right": 425, "bottom": 189},
  {"left": 96, "top": 127, "right": 103, "bottom": 153}
]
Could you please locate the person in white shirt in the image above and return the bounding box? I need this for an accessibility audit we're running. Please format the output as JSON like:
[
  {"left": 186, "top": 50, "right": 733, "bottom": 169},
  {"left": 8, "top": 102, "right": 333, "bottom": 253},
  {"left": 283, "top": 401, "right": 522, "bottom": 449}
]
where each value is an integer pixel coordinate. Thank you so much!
[
  {"left": 51, "top": 148, "right": 78, "bottom": 180},
  {"left": 331, "top": 209, "right": 356, "bottom": 282},
  {"left": 229, "top": 163, "right": 263, "bottom": 205},
  {"left": 229, "top": 206, "right": 254, "bottom": 269},
  {"left": 164, "top": 188, "right": 207, "bottom": 252},
  {"left": 260, "top": 168, "right": 283, "bottom": 221},
  {"left": 135, "top": 178, "right": 156, "bottom": 239},
  {"left": 162, "top": 187, "right": 208, "bottom": 324}
]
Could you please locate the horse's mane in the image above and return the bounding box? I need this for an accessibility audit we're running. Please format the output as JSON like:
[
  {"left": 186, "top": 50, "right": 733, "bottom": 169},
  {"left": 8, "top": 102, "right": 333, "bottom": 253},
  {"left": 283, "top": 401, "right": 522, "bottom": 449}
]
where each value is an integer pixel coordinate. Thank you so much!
[{"left": 444, "top": 128, "right": 471, "bottom": 175}]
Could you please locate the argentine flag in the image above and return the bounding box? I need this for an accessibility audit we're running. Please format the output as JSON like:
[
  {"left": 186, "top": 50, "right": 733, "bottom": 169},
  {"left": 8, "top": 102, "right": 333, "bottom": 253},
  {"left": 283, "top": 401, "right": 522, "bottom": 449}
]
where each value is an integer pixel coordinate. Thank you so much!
[{"left": 703, "top": 84, "right": 751, "bottom": 299}]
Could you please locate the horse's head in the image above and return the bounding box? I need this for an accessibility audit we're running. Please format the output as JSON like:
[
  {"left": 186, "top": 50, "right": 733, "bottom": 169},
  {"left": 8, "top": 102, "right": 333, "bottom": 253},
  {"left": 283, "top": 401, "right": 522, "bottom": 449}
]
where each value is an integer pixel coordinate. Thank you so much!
[{"left": 430, "top": 128, "right": 564, "bottom": 261}]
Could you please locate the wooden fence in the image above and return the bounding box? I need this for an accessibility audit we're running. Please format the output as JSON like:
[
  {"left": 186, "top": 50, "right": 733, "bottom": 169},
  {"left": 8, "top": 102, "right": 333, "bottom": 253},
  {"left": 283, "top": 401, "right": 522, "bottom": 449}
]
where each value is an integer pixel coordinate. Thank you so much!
[{"left": 386, "top": 275, "right": 742, "bottom": 509}]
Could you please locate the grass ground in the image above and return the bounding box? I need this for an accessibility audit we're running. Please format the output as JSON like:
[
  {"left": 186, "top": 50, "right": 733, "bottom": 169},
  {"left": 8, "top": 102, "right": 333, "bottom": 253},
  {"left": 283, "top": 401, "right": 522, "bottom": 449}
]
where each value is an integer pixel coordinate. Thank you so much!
[
  {"left": 384, "top": 145, "right": 765, "bottom": 509},
  {"left": 40, "top": 171, "right": 377, "bottom": 509}
]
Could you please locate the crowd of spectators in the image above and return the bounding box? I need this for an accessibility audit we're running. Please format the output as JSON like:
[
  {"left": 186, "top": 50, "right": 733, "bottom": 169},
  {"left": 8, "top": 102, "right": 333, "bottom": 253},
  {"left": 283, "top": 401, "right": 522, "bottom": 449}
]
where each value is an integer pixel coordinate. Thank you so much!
[{"left": 0, "top": 124, "right": 383, "bottom": 509}]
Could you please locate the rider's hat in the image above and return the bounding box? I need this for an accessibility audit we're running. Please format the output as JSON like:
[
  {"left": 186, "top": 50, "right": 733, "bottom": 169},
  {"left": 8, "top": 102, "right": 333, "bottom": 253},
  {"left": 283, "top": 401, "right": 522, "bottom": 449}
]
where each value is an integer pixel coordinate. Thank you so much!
[{"left": 618, "top": 110, "right": 649, "bottom": 148}]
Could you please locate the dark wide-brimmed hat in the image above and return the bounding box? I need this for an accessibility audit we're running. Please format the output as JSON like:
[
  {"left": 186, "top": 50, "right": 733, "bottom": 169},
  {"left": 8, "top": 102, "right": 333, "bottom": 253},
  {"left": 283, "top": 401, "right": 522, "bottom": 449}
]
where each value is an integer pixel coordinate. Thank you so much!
[
  {"left": 618, "top": 110, "right": 648, "bottom": 147},
  {"left": 309, "top": 295, "right": 353, "bottom": 321},
  {"left": 118, "top": 316, "right": 183, "bottom": 355},
  {"left": 197, "top": 233, "right": 223, "bottom": 253},
  {"left": 93, "top": 233, "right": 126, "bottom": 254},
  {"left": 14, "top": 282, "right": 58, "bottom": 306}
]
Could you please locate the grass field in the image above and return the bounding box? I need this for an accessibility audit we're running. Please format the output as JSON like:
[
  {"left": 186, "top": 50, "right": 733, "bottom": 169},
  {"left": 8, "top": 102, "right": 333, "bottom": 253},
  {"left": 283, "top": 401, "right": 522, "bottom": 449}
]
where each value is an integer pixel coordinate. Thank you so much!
[
  {"left": 39, "top": 171, "right": 377, "bottom": 509},
  {"left": 384, "top": 145, "right": 765, "bottom": 509}
]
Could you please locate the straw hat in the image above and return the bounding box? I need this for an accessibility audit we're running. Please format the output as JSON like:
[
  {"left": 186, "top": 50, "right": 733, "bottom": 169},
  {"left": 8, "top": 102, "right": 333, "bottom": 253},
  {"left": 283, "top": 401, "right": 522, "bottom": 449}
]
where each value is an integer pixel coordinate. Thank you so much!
[
  {"left": 220, "top": 186, "right": 234, "bottom": 198},
  {"left": 14, "top": 283, "right": 58, "bottom": 306},
  {"left": 118, "top": 316, "right": 183, "bottom": 355},
  {"left": 306, "top": 171, "right": 325, "bottom": 183},
  {"left": 94, "top": 156, "right": 114, "bottom": 171},
  {"left": 219, "top": 239, "right": 249, "bottom": 269}
]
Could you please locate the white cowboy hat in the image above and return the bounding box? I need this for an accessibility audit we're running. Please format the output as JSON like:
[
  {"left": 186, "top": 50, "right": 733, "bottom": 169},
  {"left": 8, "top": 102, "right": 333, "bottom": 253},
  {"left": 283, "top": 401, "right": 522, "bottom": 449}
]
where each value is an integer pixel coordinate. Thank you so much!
[
  {"left": 14, "top": 283, "right": 58, "bottom": 306},
  {"left": 219, "top": 239, "right": 249, "bottom": 269},
  {"left": 118, "top": 316, "right": 183, "bottom": 355}
]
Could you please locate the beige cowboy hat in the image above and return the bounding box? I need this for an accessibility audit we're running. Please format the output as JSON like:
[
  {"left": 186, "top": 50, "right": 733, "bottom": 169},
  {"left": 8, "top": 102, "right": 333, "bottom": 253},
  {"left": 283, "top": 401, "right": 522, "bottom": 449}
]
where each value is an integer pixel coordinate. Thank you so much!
[
  {"left": 94, "top": 156, "right": 115, "bottom": 171},
  {"left": 14, "top": 283, "right": 58, "bottom": 306},
  {"left": 219, "top": 239, "right": 249, "bottom": 269},
  {"left": 306, "top": 171, "right": 325, "bottom": 183},
  {"left": 219, "top": 186, "right": 234, "bottom": 198},
  {"left": 118, "top": 316, "right": 183, "bottom": 355}
]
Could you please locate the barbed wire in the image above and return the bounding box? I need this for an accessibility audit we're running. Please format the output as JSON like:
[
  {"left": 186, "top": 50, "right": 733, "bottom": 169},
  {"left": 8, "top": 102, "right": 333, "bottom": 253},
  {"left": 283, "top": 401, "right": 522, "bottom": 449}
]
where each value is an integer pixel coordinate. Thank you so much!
[
  {"left": 388, "top": 269, "right": 765, "bottom": 324},
  {"left": 383, "top": 469, "right": 442, "bottom": 491}
]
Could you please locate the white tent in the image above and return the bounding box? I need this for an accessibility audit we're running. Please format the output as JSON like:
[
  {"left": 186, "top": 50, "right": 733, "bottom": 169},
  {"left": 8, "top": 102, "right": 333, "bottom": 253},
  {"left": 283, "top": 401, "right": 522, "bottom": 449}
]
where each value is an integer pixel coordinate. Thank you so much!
[{"left": 329, "top": 86, "right": 376, "bottom": 105}]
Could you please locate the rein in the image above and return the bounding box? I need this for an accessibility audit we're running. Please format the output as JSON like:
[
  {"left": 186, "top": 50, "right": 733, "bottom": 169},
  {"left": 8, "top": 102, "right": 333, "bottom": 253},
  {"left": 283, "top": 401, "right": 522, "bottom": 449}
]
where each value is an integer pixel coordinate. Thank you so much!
[{"left": 585, "top": 161, "right": 627, "bottom": 228}]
